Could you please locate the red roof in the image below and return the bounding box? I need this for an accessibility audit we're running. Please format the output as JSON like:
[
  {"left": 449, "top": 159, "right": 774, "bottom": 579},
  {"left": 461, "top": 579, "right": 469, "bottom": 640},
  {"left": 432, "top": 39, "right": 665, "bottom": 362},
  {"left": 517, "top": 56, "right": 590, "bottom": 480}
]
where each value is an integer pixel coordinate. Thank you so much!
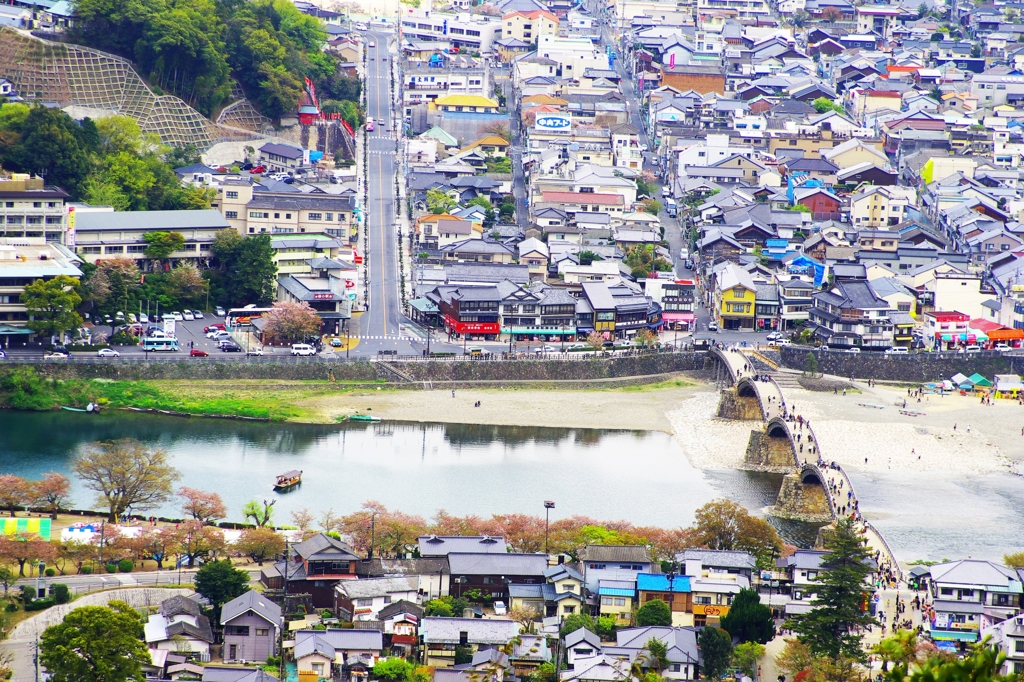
[
  {"left": 541, "top": 191, "right": 623, "bottom": 205},
  {"left": 864, "top": 90, "right": 902, "bottom": 98},
  {"left": 970, "top": 318, "right": 1005, "bottom": 333},
  {"left": 927, "top": 311, "right": 970, "bottom": 322}
]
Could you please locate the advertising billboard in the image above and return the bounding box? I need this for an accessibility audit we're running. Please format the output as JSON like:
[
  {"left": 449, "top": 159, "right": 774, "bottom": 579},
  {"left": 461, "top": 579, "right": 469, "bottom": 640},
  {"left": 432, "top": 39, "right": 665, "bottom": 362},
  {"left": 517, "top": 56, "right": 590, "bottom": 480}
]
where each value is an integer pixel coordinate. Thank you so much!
[{"left": 535, "top": 114, "right": 571, "bottom": 131}]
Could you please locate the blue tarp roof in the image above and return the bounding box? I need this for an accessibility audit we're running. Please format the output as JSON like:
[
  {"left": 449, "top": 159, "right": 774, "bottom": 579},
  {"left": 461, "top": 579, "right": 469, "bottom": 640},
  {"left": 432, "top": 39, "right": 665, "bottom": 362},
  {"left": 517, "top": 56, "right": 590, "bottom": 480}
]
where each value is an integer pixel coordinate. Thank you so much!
[{"left": 636, "top": 573, "right": 691, "bottom": 593}]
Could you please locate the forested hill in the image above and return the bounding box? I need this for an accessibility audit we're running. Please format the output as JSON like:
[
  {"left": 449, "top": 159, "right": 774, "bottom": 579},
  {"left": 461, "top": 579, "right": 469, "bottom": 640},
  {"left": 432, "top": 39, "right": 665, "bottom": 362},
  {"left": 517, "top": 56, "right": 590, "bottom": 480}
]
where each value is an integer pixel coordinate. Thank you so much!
[{"left": 69, "top": 0, "right": 360, "bottom": 121}]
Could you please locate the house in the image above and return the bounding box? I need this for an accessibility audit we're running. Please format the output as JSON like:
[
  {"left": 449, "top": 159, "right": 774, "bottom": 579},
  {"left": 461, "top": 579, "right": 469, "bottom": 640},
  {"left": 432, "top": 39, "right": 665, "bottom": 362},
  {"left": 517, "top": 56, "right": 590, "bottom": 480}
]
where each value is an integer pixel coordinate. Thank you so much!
[
  {"left": 560, "top": 655, "right": 630, "bottom": 682},
  {"left": 636, "top": 574, "right": 691, "bottom": 626},
  {"left": 433, "top": 95, "right": 500, "bottom": 113},
  {"left": 676, "top": 550, "right": 754, "bottom": 628},
  {"left": 793, "top": 187, "right": 841, "bottom": 221},
  {"left": 420, "top": 617, "right": 519, "bottom": 668},
  {"left": 597, "top": 580, "right": 636, "bottom": 626},
  {"left": 518, "top": 238, "right": 550, "bottom": 280},
  {"left": 448, "top": 553, "right": 549, "bottom": 601},
  {"left": 378, "top": 600, "right": 423, "bottom": 657},
  {"left": 0, "top": 177, "right": 70, "bottom": 245},
  {"left": 335, "top": 577, "right": 420, "bottom": 621},
  {"left": 221, "top": 590, "right": 282, "bottom": 664},
  {"left": 508, "top": 564, "right": 585, "bottom": 620},
  {"left": 603, "top": 627, "right": 699, "bottom": 680},
  {"left": 983, "top": 612, "right": 1024, "bottom": 674},
  {"left": 784, "top": 157, "right": 840, "bottom": 186},
  {"left": 929, "top": 560, "right": 1024, "bottom": 645},
  {"left": 215, "top": 180, "right": 355, "bottom": 239},
  {"left": 258, "top": 143, "right": 304, "bottom": 171},
  {"left": 777, "top": 549, "right": 878, "bottom": 617},
  {"left": 502, "top": 9, "right": 559, "bottom": 43},
  {"left": 715, "top": 262, "right": 757, "bottom": 331},
  {"left": 262, "top": 533, "right": 360, "bottom": 608},
  {"left": 565, "top": 629, "right": 602, "bottom": 668},
  {"left": 510, "top": 634, "right": 553, "bottom": 676},
  {"left": 201, "top": 666, "right": 279, "bottom": 682},
  {"left": 417, "top": 535, "right": 509, "bottom": 556},
  {"left": 144, "top": 595, "right": 214, "bottom": 659},
  {"left": 294, "top": 629, "right": 384, "bottom": 679},
  {"left": 579, "top": 545, "right": 655, "bottom": 593},
  {"left": 850, "top": 186, "right": 916, "bottom": 228}
]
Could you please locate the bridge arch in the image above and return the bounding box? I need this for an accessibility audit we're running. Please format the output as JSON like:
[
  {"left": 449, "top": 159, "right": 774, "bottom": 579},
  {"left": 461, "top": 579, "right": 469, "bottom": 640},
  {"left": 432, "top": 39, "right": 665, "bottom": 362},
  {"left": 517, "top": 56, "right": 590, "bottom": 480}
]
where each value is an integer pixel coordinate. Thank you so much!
[
  {"left": 708, "top": 346, "right": 739, "bottom": 385},
  {"left": 736, "top": 377, "right": 767, "bottom": 418},
  {"left": 765, "top": 417, "right": 801, "bottom": 469}
]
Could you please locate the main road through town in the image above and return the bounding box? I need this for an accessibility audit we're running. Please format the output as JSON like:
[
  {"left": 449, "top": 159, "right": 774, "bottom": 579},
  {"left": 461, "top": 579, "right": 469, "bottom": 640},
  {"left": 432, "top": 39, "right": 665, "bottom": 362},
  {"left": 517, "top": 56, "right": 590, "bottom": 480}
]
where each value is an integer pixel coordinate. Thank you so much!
[{"left": 358, "top": 31, "right": 416, "bottom": 355}]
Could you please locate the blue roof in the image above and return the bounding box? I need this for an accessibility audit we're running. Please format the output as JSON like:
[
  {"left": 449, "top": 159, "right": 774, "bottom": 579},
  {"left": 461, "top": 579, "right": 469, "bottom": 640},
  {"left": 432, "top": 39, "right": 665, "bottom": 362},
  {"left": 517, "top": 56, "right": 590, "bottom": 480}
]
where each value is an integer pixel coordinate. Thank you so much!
[
  {"left": 636, "top": 574, "right": 690, "bottom": 593},
  {"left": 599, "top": 587, "right": 636, "bottom": 597}
]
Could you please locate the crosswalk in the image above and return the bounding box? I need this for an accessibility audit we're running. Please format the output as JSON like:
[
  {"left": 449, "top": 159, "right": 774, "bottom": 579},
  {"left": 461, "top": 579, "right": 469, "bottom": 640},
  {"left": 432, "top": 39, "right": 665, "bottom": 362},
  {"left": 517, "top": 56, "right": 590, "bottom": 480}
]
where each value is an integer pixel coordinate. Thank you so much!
[{"left": 348, "top": 335, "right": 414, "bottom": 341}]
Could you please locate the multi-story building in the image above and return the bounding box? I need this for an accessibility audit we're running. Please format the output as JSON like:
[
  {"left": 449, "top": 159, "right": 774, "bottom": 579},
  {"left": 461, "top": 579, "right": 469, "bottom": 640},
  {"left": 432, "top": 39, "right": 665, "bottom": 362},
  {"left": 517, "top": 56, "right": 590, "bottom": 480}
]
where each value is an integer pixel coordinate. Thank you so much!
[
  {"left": 0, "top": 241, "right": 82, "bottom": 343},
  {"left": 427, "top": 284, "right": 502, "bottom": 341},
  {"left": 214, "top": 180, "right": 356, "bottom": 241},
  {"left": 923, "top": 310, "right": 971, "bottom": 350},
  {"left": 421, "top": 618, "right": 518, "bottom": 668},
  {"left": 850, "top": 186, "right": 916, "bottom": 228},
  {"left": 777, "top": 277, "right": 814, "bottom": 330},
  {"left": 399, "top": 12, "right": 501, "bottom": 53},
  {"left": 0, "top": 177, "right": 70, "bottom": 245},
  {"left": 74, "top": 210, "right": 229, "bottom": 268},
  {"left": 579, "top": 545, "right": 655, "bottom": 594},
  {"left": 809, "top": 279, "right": 894, "bottom": 350},
  {"left": 929, "top": 560, "right": 1023, "bottom": 646},
  {"left": 714, "top": 262, "right": 756, "bottom": 331},
  {"left": 498, "top": 281, "right": 578, "bottom": 341},
  {"left": 502, "top": 9, "right": 559, "bottom": 43},
  {"left": 576, "top": 281, "right": 661, "bottom": 340},
  {"left": 404, "top": 66, "right": 489, "bottom": 107},
  {"left": 696, "top": 0, "right": 770, "bottom": 18}
]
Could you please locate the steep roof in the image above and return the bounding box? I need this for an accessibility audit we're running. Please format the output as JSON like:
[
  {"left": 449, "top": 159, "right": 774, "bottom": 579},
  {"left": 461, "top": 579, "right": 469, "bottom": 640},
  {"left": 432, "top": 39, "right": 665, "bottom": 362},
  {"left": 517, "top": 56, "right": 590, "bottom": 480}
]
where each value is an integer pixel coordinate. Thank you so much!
[
  {"left": 418, "top": 535, "right": 509, "bottom": 556},
  {"left": 420, "top": 617, "right": 519, "bottom": 644},
  {"left": 221, "top": 590, "right": 282, "bottom": 627},
  {"left": 578, "top": 545, "right": 653, "bottom": 563}
]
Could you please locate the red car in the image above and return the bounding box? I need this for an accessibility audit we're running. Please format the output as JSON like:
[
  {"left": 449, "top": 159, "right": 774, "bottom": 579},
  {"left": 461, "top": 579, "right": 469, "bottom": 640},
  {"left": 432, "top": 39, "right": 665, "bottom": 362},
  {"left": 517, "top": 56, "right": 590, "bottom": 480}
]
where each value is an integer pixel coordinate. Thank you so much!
[
  {"left": 251, "top": 165, "right": 266, "bottom": 174},
  {"left": 204, "top": 324, "right": 226, "bottom": 333},
  {"left": 190, "top": 349, "right": 209, "bottom": 357}
]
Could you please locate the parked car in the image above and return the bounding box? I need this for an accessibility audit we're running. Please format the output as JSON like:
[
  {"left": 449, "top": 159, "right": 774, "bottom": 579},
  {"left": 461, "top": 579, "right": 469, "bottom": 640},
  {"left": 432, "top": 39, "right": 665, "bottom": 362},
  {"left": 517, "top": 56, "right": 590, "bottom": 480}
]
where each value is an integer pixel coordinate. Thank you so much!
[
  {"left": 566, "top": 343, "right": 588, "bottom": 350},
  {"left": 534, "top": 345, "right": 557, "bottom": 353},
  {"left": 885, "top": 347, "right": 909, "bottom": 355},
  {"left": 291, "top": 343, "right": 317, "bottom": 356},
  {"left": 97, "top": 348, "right": 120, "bottom": 357},
  {"left": 220, "top": 344, "right": 243, "bottom": 353},
  {"left": 208, "top": 331, "right": 232, "bottom": 340},
  {"left": 766, "top": 331, "right": 783, "bottom": 342},
  {"left": 0, "top": 350, "right": 5, "bottom": 360},
  {"left": 707, "top": 321, "right": 718, "bottom": 331},
  {"left": 777, "top": 339, "right": 792, "bottom": 346},
  {"left": 845, "top": 347, "right": 861, "bottom": 353},
  {"left": 204, "top": 324, "right": 226, "bottom": 333},
  {"left": 216, "top": 339, "right": 236, "bottom": 347},
  {"left": 169, "top": 312, "right": 184, "bottom": 321},
  {"left": 215, "top": 306, "right": 226, "bottom": 316},
  {"left": 963, "top": 344, "right": 981, "bottom": 353},
  {"left": 139, "top": 314, "right": 149, "bottom": 324},
  {"left": 182, "top": 311, "right": 195, "bottom": 321},
  {"left": 994, "top": 343, "right": 1011, "bottom": 351},
  {"left": 250, "top": 165, "right": 266, "bottom": 174},
  {"left": 192, "top": 310, "right": 204, "bottom": 319},
  {"left": 493, "top": 601, "right": 507, "bottom": 615},
  {"left": 189, "top": 349, "right": 209, "bottom": 357},
  {"left": 246, "top": 348, "right": 264, "bottom": 356},
  {"left": 44, "top": 351, "right": 69, "bottom": 359}
]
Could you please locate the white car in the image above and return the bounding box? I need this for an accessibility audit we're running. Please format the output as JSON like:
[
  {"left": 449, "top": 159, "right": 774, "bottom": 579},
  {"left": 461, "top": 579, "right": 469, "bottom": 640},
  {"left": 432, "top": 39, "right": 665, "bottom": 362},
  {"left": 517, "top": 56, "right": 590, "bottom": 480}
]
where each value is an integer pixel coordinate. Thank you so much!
[
  {"left": 208, "top": 331, "right": 231, "bottom": 340},
  {"left": 291, "top": 343, "right": 317, "bottom": 356},
  {"left": 355, "top": 22, "right": 367, "bottom": 30},
  {"left": 885, "top": 347, "right": 909, "bottom": 355},
  {"left": 182, "top": 311, "right": 195, "bottom": 321},
  {"left": 139, "top": 314, "right": 149, "bottom": 324},
  {"left": 192, "top": 310, "right": 204, "bottom": 319},
  {"left": 493, "top": 601, "right": 507, "bottom": 615},
  {"left": 777, "top": 339, "right": 792, "bottom": 346},
  {"left": 994, "top": 343, "right": 1011, "bottom": 351},
  {"left": 766, "top": 331, "right": 783, "bottom": 342},
  {"left": 707, "top": 321, "right": 718, "bottom": 331},
  {"left": 170, "top": 312, "right": 184, "bottom": 321},
  {"left": 534, "top": 345, "right": 557, "bottom": 353},
  {"left": 846, "top": 347, "right": 861, "bottom": 353},
  {"left": 97, "top": 348, "right": 120, "bottom": 357}
]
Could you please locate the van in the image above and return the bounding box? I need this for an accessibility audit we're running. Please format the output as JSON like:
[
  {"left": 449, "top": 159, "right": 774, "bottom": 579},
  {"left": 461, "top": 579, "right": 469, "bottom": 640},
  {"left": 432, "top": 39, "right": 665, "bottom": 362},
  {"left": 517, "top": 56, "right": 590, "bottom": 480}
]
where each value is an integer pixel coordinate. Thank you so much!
[
  {"left": 661, "top": 185, "right": 671, "bottom": 198},
  {"left": 466, "top": 346, "right": 489, "bottom": 356},
  {"left": 291, "top": 343, "right": 317, "bottom": 356},
  {"left": 885, "top": 347, "right": 909, "bottom": 355},
  {"left": 665, "top": 197, "right": 678, "bottom": 217}
]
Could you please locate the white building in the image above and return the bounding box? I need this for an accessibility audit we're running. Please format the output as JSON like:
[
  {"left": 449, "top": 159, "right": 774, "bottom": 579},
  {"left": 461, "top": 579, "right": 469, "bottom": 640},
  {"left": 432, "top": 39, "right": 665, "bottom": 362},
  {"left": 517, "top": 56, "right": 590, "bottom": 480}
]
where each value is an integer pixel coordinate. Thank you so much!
[{"left": 335, "top": 577, "right": 420, "bottom": 621}]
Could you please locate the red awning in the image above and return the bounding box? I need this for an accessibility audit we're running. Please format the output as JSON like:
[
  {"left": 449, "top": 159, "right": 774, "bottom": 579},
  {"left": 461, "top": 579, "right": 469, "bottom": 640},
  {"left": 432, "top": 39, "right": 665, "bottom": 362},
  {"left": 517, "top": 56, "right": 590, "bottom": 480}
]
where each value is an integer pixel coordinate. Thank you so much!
[
  {"left": 663, "top": 313, "right": 696, "bottom": 322},
  {"left": 444, "top": 315, "right": 500, "bottom": 335}
]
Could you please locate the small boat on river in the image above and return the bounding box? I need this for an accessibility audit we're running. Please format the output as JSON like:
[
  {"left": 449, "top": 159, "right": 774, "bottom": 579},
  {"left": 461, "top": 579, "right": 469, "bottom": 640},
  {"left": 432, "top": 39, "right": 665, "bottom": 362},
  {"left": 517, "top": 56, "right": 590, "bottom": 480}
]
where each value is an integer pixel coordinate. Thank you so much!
[
  {"left": 61, "top": 403, "right": 96, "bottom": 413},
  {"left": 274, "top": 470, "right": 302, "bottom": 491},
  {"left": 348, "top": 414, "right": 381, "bottom": 422}
]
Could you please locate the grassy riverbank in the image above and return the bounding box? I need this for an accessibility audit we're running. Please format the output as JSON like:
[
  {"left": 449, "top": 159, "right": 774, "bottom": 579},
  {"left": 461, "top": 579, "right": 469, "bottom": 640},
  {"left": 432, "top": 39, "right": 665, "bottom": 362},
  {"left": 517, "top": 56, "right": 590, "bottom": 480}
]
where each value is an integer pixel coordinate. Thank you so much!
[
  {"left": 0, "top": 367, "right": 385, "bottom": 420},
  {"left": 0, "top": 367, "right": 701, "bottom": 427}
]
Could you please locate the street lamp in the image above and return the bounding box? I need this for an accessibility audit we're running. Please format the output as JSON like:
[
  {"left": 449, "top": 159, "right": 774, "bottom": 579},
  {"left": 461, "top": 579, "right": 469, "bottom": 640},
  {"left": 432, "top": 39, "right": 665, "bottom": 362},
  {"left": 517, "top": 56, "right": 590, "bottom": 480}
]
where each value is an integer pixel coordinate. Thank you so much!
[{"left": 544, "top": 501, "right": 555, "bottom": 554}]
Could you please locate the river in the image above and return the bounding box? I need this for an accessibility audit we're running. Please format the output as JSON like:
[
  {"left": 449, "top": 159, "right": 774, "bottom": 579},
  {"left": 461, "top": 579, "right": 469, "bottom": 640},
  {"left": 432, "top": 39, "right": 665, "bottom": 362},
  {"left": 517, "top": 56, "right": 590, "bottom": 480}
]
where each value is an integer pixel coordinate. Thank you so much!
[{"left": 0, "top": 411, "right": 821, "bottom": 545}]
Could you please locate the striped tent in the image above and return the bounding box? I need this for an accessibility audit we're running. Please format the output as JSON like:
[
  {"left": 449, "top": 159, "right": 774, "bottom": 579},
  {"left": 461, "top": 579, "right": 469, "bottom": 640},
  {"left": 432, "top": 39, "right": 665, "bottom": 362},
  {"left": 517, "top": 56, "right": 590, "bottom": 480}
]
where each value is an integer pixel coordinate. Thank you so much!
[{"left": 0, "top": 517, "right": 52, "bottom": 540}]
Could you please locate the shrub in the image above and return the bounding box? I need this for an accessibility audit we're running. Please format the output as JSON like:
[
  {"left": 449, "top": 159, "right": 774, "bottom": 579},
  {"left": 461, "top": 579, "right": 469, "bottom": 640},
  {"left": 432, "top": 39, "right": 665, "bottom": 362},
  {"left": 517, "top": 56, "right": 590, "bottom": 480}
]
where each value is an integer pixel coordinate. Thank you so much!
[
  {"left": 104, "top": 563, "right": 117, "bottom": 574},
  {"left": 79, "top": 566, "right": 92, "bottom": 575},
  {"left": 118, "top": 559, "right": 134, "bottom": 573},
  {"left": 4, "top": 601, "right": 17, "bottom": 612},
  {"left": 51, "top": 584, "right": 71, "bottom": 604},
  {"left": 24, "top": 597, "right": 56, "bottom": 612},
  {"left": 44, "top": 568, "right": 56, "bottom": 577},
  {"left": 20, "top": 585, "right": 36, "bottom": 604}
]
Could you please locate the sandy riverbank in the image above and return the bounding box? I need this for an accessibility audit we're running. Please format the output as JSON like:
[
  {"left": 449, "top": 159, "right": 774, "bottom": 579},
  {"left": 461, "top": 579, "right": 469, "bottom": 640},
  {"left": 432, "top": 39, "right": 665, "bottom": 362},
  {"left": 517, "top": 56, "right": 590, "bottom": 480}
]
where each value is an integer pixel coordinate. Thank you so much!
[
  {"left": 296, "top": 378, "right": 701, "bottom": 431},
  {"left": 777, "top": 380, "right": 1016, "bottom": 476}
]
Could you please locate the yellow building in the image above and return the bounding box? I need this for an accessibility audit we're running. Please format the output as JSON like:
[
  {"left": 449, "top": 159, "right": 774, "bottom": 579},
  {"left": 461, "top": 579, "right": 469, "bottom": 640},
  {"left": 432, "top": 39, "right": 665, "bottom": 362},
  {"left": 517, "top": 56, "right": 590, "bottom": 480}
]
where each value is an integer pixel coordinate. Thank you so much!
[
  {"left": 431, "top": 95, "right": 500, "bottom": 113},
  {"left": 715, "top": 262, "right": 756, "bottom": 330},
  {"left": 462, "top": 135, "right": 511, "bottom": 158},
  {"left": 502, "top": 9, "right": 559, "bottom": 44},
  {"left": 850, "top": 186, "right": 916, "bottom": 228},
  {"left": 597, "top": 580, "right": 635, "bottom": 626}
]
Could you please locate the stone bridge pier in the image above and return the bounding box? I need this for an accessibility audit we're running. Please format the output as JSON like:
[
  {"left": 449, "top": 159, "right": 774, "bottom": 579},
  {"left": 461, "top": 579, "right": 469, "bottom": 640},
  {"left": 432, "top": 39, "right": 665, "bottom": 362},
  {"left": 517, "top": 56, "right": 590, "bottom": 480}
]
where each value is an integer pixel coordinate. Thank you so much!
[
  {"left": 744, "top": 416, "right": 802, "bottom": 472},
  {"left": 771, "top": 464, "right": 834, "bottom": 523}
]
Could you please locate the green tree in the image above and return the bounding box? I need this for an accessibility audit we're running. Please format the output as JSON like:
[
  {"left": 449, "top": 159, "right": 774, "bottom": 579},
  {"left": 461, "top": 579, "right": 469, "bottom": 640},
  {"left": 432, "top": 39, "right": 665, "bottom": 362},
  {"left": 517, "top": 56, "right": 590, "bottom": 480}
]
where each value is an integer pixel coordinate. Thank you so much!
[
  {"left": 424, "top": 597, "right": 455, "bottom": 617},
  {"left": 40, "top": 601, "right": 150, "bottom": 682},
  {"left": 812, "top": 97, "right": 845, "bottom": 115},
  {"left": 467, "top": 196, "right": 496, "bottom": 228},
  {"left": 236, "top": 527, "right": 285, "bottom": 565},
  {"left": 732, "top": 642, "right": 765, "bottom": 677},
  {"left": 644, "top": 638, "right": 670, "bottom": 672},
  {"left": 426, "top": 188, "right": 457, "bottom": 214},
  {"left": 720, "top": 588, "right": 774, "bottom": 644},
  {"left": 787, "top": 518, "right": 876, "bottom": 661},
  {"left": 143, "top": 231, "right": 186, "bottom": 262},
  {"left": 804, "top": 352, "right": 819, "bottom": 376},
  {"left": 234, "top": 234, "right": 277, "bottom": 306},
  {"left": 578, "top": 250, "right": 602, "bottom": 265},
  {"left": 636, "top": 599, "right": 672, "bottom": 627},
  {"left": 560, "top": 612, "right": 596, "bottom": 637},
  {"left": 872, "top": 631, "right": 929, "bottom": 673},
  {"left": 7, "top": 107, "right": 93, "bottom": 197},
  {"left": 596, "top": 615, "right": 617, "bottom": 638},
  {"left": 698, "top": 627, "right": 733, "bottom": 681},
  {"left": 1003, "top": 551, "right": 1024, "bottom": 569},
  {"left": 72, "top": 439, "right": 179, "bottom": 522},
  {"left": 373, "top": 658, "right": 414, "bottom": 681},
  {"left": 21, "top": 275, "right": 83, "bottom": 341},
  {"left": 886, "top": 640, "right": 1010, "bottom": 682},
  {"left": 194, "top": 559, "right": 248, "bottom": 618},
  {"left": 242, "top": 499, "right": 275, "bottom": 527}
]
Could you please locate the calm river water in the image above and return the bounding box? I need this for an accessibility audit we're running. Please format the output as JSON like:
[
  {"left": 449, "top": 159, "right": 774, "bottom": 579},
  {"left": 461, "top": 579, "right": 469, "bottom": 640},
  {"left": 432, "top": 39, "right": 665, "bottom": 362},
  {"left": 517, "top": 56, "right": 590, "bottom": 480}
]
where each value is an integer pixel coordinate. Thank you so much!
[{"left": 0, "top": 411, "right": 823, "bottom": 543}]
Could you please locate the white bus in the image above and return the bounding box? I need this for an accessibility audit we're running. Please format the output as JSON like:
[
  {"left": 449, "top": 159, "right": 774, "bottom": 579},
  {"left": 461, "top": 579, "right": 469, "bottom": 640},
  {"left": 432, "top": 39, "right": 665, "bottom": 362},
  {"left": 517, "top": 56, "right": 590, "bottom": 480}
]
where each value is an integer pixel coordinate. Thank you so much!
[{"left": 141, "top": 337, "right": 180, "bottom": 352}]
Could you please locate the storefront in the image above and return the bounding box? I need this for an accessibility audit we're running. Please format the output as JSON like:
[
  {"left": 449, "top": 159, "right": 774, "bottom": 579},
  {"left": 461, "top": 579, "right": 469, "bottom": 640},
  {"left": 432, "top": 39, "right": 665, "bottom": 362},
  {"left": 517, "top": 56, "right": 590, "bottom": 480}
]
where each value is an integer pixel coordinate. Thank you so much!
[
  {"left": 662, "top": 312, "right": 696, "bottom": 330},
  {"left": 502, "top": 326, "right": 578, "bottom": 342},
  {"left": 443, "top": 315, "right": 500, "bottom": 341}
]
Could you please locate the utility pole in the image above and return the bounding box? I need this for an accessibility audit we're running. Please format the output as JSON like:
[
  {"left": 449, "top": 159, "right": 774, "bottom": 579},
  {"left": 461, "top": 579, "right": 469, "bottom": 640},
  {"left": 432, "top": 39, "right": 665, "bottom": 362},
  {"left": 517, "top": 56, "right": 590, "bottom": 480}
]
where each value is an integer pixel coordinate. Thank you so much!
[{"left": 279, "top": 539, "right": 289, "bottom": 680}]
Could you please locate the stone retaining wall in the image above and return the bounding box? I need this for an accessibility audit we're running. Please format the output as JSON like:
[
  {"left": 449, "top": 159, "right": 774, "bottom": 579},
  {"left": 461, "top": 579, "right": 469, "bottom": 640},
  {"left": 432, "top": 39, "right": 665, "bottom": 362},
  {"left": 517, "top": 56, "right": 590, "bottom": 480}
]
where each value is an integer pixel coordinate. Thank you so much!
[
  {"left": 15, "top": 353, "right": 702, "bottom": 383},
  {"left": 779, "top": 346, "right": 1017, "bottom": 383}
]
